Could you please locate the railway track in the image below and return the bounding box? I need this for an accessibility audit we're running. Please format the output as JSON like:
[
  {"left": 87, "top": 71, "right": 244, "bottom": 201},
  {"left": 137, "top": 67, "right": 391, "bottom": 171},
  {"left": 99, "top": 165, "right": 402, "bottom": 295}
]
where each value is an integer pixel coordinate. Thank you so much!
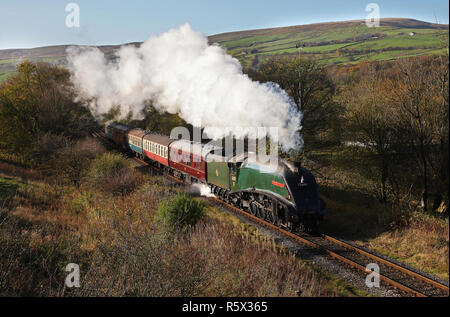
[
  {"left": 92, "top": 129, "right": 449, "bottom": 298},
  {"left": 208, "top": 197, "right": 449, "bottom": 297}
]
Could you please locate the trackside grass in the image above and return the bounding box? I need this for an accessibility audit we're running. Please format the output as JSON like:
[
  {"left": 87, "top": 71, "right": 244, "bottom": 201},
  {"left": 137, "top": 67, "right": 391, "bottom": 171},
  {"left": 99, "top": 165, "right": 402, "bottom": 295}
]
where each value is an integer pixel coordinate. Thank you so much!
[{"left": 0, "top": 138, "right": 360, "bottom": 297}]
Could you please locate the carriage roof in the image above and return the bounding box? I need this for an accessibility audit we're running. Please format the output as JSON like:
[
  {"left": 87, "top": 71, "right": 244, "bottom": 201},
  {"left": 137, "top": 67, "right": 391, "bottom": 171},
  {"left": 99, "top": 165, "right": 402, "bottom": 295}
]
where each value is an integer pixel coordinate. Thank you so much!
[{"left": 170, "top": 139, "right": 222, "bottom": 158}]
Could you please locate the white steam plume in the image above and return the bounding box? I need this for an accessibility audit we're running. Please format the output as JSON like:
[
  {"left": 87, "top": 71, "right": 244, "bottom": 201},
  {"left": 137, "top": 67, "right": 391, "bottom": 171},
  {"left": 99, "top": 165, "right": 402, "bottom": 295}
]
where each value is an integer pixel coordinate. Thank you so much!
[
  {"left": 190, "top": 184, "right": 216, "bottom": 198},
  {"left": 67, "top": 23, "right": 303, "bottom": 151}
]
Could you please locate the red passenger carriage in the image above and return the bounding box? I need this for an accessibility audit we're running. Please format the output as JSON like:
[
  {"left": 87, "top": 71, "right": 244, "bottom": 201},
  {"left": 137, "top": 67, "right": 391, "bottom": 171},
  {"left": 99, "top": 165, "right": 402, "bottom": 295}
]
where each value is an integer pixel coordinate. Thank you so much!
[{"left": 168, "top": 140, "right": 221, "bottom": 183}]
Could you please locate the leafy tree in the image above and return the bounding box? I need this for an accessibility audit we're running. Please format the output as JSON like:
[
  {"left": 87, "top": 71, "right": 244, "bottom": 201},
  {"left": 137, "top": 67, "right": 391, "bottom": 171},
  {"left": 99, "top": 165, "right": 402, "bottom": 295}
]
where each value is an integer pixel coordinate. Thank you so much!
[
  {"left": 340, "top": 65, "right": 398, "bottom": 202},
  {"left": 250, "top": 56, "right": 340, "bottom": 153},
  {"left": 388, "top": 56, "right": 449, "bottom": 211},
  {"left": 0, "top": 61, "right": 96, "bottom": 161},
  {"left": 340, "top": 56, "right": 449, "bottom": 210}
]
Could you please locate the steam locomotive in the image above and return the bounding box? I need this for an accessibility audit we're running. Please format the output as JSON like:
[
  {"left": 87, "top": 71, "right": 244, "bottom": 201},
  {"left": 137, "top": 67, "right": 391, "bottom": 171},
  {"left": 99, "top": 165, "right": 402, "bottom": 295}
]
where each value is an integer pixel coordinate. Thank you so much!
[{"left": 105, "top": 122, "right": 326, "bottom": 232}]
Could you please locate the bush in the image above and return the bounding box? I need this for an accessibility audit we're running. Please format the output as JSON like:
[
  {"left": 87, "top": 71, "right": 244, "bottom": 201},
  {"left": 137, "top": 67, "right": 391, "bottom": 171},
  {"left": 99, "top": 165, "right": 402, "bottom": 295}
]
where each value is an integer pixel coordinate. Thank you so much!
[
  {"left": 44, "top": 138, "right": 106, "bottom": 186},
  {"left": 85, "top": 153, "right": 142, "bottom": 195},
  {"left": 31, "top": 133, "right": 69, "bottom": 167},
  {"left": 88, "top": 153, "right": 128, "bottom": 179},
  {"left": 157, "top": 193, "right": 206, "bottom": 233}
]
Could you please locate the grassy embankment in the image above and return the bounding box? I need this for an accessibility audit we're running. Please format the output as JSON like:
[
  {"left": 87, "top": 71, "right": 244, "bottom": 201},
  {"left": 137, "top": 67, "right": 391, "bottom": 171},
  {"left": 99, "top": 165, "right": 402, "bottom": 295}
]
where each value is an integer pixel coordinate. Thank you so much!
[
  {"left": 309, "top": 147, "right": 449, "bottom": 281},
  {"left": 0, "top": 138, "right": 364, "bottom": 297}
]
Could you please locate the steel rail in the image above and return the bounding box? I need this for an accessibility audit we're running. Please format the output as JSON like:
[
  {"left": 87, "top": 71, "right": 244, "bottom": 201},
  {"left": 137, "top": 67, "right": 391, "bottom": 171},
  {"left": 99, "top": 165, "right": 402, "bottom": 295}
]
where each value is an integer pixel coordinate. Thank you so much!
[{"left": 323, "top": 234, "right": 449, "bottom": 295}]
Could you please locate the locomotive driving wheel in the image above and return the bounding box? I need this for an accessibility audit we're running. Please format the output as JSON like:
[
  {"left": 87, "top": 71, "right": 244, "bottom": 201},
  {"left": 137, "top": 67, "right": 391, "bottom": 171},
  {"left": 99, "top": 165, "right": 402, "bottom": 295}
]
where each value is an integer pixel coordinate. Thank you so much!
[
  {"left": 249, "top": 201, "right": 258, "bottom": 216},
  {"left": 257, "top": 206, "right": 266, "bottom": 220},
  {"left": 266, "top": 209, "right": 277, "bottom": 225}
]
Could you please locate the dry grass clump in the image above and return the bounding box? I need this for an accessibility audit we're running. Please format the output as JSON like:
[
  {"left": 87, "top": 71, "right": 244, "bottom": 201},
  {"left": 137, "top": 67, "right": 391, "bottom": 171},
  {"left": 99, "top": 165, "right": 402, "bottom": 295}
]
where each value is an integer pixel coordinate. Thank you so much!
[
  {"left": 321, "top": 184, "right": 449, "bottom": 281},
  {"left": 364, "top": 213, "right": 449, "bottom": 280},
  {"left": 74, "top": 217, "right": 336, "bottom": 297},
  {"left": 0, "top": 161, "right": 41, "bottom": 182},
  {"left": 0, "top": 207, "right": 86, "bottom": 296}
]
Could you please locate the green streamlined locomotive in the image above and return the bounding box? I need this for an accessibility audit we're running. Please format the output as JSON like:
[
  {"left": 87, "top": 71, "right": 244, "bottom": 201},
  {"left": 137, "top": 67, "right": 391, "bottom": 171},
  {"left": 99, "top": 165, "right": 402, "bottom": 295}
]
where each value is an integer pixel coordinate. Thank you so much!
[{"left": 206, "top": 152, "right": 325, "bottom": 232}]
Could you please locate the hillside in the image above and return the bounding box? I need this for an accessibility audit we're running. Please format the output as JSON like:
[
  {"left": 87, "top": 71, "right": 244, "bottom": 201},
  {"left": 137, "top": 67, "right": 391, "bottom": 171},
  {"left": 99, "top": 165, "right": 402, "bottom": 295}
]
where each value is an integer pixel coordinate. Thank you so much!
[
  {"left": 210, "top": 18, "right": 448, "bottom": 67},
  {"left": 0, "top": 18, "right": 448, "bottom": 81}
]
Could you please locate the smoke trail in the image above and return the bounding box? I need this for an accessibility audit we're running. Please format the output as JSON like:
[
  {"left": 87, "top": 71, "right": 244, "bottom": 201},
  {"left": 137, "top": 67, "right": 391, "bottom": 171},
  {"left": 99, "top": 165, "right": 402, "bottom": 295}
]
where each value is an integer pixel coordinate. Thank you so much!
[
  {"left": 189, "top": 184, "right": 216, "bottom": 198},
  {"left": 67, "top": 23, "right": 303, "bottom": 151}
]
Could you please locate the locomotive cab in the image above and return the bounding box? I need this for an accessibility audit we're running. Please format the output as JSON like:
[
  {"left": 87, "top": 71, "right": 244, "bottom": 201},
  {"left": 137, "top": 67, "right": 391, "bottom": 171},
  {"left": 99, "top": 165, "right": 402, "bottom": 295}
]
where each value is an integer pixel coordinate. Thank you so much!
[{"left": 284, "top": 162, "right": 326, "bottom": 230}]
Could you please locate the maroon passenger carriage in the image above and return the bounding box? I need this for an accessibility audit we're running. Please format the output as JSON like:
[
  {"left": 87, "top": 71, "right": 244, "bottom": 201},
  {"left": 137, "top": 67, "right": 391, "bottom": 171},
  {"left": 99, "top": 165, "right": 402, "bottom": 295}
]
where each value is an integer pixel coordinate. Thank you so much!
[
  {"left": 168, "top": 140, "right": 221, "bottom": 183},
  {"left": 105, "top": 122, "right": 132, "bottom": 151}
]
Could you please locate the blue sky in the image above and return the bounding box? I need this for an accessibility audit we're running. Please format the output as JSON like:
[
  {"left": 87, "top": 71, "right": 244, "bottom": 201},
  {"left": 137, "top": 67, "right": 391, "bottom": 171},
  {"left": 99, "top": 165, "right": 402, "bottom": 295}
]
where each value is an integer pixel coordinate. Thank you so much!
[{"left": 0, "top": 0, "right": 448, "bottom": 49}]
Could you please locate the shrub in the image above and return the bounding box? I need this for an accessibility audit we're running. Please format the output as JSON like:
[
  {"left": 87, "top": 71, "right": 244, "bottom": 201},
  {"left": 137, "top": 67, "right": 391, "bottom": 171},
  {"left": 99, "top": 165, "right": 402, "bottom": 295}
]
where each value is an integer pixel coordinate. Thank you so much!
[
  {"left": 32, "top": 133, "right": 69, "bottom": 167},
  {"left": 88, "top": 153, "right": 128, "bottom": 179},
  {"left": 44, "top": 138, "right": 106, "bottom": 186},
  {"left": 85, "top": 153, "right": 142, "bottom": 195},
  {"left": 157, "top": 193, "right": 206, "bottom": 233}
]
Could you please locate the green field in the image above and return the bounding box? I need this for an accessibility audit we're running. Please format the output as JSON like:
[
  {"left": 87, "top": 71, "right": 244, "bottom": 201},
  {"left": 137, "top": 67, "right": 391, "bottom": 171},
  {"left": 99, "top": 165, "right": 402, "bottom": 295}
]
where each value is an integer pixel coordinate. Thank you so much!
[
  {"left": 216, "top": 22, "right": 448, "bottom": 67},
  {"left": 0, "top": 18, "right": 448, "bottom": 82}
]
